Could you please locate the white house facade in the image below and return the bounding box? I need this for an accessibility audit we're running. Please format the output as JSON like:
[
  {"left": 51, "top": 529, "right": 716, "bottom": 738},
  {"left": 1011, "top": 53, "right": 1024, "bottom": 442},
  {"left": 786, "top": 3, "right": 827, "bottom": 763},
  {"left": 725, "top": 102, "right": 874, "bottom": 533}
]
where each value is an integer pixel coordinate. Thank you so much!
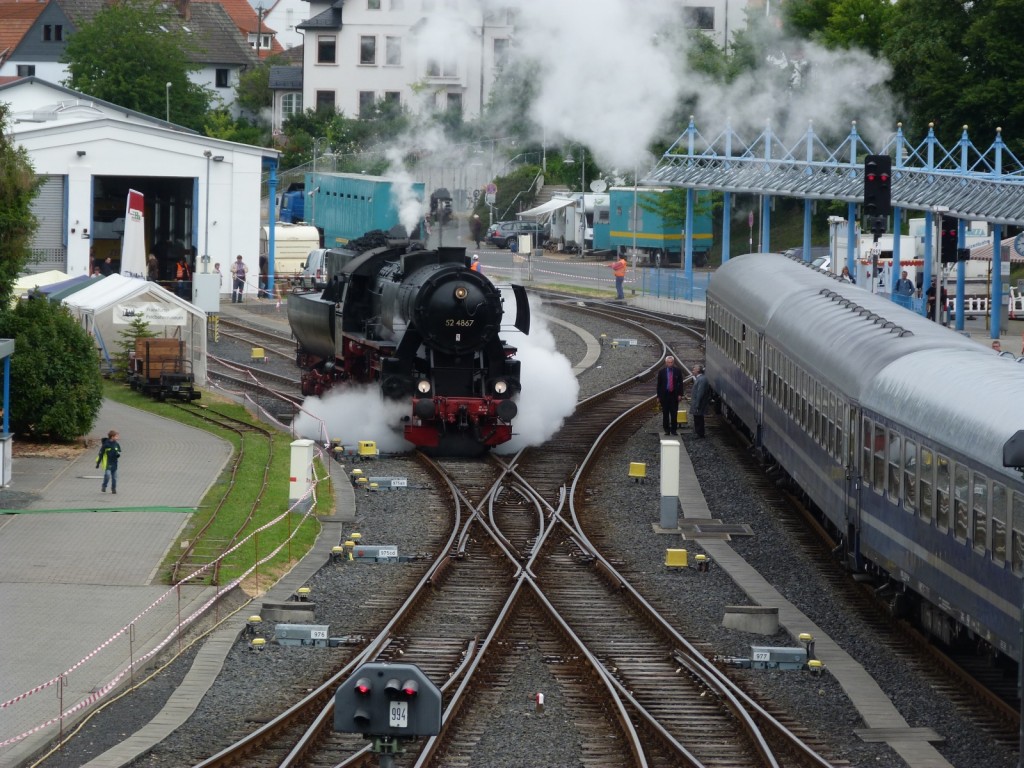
[{"left": 298, "top": 0, "right": 513, "bottom": 120}]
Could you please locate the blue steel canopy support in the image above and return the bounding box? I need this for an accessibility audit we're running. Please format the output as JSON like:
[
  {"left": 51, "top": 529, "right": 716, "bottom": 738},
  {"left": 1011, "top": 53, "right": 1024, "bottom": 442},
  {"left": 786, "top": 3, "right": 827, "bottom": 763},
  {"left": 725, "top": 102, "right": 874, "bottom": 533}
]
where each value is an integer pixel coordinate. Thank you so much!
[
  {"left": 721, "top": 191, "right": 732, "bottom": 263},
  {"left": 264, "top": 156, "right": 278, "bottom": 296}
]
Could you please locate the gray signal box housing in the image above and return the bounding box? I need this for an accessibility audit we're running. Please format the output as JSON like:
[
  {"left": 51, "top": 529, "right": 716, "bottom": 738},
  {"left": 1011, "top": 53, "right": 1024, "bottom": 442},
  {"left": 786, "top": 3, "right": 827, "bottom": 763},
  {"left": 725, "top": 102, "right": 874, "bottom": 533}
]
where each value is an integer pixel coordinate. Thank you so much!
[
  {"left": 750, "top": 646, "right": 807, "bottom": 670},
  {"left": 275, "top": 624, "right": 329, "bottom": 647},
  {"left": 334, "top": 662, "right": 442, "bottom": 737}
]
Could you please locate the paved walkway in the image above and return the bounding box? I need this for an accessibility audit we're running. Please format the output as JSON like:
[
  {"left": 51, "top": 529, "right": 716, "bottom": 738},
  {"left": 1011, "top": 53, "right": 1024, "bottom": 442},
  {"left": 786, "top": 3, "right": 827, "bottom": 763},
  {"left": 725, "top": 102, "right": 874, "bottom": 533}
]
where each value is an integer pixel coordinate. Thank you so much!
[{"left": 0, "top": 400, "right": 232, "bottom": 767}]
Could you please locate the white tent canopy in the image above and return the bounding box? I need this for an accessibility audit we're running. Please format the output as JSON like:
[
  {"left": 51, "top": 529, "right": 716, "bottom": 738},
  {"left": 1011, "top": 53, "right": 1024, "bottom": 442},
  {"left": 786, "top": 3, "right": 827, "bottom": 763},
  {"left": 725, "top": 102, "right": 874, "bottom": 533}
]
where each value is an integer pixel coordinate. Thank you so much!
[
  {"left": 63, "top": 275, "right": 208, "bottom": 384},
  {"left": 517, "top": 198, "right": 576, "bottom": 219},
  {"left": 13, "top": 270, "right": 68, "bottom": 299}
]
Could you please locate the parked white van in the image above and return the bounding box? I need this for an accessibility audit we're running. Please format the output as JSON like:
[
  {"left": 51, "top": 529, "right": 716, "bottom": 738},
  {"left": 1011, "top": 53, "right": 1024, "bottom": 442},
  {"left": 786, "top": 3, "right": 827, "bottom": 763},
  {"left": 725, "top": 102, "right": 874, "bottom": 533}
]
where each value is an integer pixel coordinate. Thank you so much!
[
  {"left": 299, "top": 248, "right": 329, "bottom": 289},
  {"left": 260, "top": 223, "right": 320, "bottom": 285}
]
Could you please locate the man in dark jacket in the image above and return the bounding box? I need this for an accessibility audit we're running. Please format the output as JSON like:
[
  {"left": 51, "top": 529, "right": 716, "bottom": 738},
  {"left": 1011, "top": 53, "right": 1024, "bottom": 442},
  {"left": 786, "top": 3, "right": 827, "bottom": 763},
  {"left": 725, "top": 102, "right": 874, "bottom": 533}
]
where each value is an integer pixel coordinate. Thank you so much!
[
  {"left": 689, "top": 365, "right": 711, "bottom": 438},
  {"left": 656, "top": 356, "right": 685, "bottom": 435}
]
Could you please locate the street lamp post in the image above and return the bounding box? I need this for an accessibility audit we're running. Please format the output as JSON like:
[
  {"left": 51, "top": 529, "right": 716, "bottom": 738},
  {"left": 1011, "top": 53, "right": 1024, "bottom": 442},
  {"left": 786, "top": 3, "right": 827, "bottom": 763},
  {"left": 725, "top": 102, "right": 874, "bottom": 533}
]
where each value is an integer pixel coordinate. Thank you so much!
[
  {"left": 165, "top": 82, "right": 171, "bottom": 123},
  {"left": 203, "top": 151, "right": 224, "bottom": 273},
  {"left": 565, "top": 146, "right": 586, "bottom": 255}
]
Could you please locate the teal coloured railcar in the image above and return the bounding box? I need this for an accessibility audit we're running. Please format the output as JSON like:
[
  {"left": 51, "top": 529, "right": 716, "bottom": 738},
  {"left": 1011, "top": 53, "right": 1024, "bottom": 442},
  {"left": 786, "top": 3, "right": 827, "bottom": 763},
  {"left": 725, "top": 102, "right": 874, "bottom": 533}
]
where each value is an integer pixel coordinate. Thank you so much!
[
  {"left": 607, "top": 187, "right": 713, "bottom": 265},
  {"left": 306, "top": 172, "right": 426, "bottom": 247}
]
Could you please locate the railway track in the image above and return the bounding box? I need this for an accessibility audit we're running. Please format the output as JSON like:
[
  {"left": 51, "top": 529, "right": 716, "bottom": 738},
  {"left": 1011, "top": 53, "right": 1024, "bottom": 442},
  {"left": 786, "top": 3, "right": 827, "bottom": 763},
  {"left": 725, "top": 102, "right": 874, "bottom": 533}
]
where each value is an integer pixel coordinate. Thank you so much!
[{"left": 716, "top": 410, "right": 1023, "bottom": 751}]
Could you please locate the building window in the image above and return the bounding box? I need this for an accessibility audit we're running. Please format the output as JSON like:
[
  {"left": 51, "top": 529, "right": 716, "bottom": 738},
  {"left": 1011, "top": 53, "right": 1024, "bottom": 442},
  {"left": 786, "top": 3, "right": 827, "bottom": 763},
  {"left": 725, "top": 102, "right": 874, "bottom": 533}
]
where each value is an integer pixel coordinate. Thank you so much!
[
  {"left": 215, "top": 68, "right": 229, "bottom": 88},
  {"left": 359, "top": 91, "right": 376, "bottom": 117},
  {"left": 282, "top": 92, "right": 303, "bottom": 117},
  {"left": 318, "top": 35, "right": 337, "bottom": 64},
  {"left": 493, "top": 38, "right": 508, "bottom": 70},
  {"left": 368, "top": 0, "right": 380, "bottom": 7},
  {"left": 383, "top": 91, "right": 401, "bottom": 106},
  {"left": 16, "top": 64, "right": 36, "bottom": 77},
  {"left": 42, "top": 24, "right": 63, "bottom": 41},
  {"left": 446, "top": 92, "right": 462, "bottom": 112},
  {"left": 426, "top": 57, "right": 456, "bottom": 77},
  {"left": 684, "top": 7, "right": 715, "bottom": 30},
  {"left": 315, "top": 90, "right": 336, "bottom": 112},
  {"left": 360, "top": 36, "right": 377, "bottom": 65},
  {"left": 248, "top": 32, "right": 271, "bottom": 50},
  {"left": 385, "top": 36, "right": 401, "bottom": 66}
]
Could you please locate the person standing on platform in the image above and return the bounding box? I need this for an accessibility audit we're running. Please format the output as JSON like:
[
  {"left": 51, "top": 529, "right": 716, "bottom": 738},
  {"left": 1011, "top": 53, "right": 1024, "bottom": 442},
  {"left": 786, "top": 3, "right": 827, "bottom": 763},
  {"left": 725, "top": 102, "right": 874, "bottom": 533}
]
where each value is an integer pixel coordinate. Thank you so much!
[
  {"left": 96, "top": 430, "right": 122, "bottom": 494},
  {"left": 231, "top": 255, "right": 248, "bottom": 303},
  {"left": 839, "top": 265, "right": 855, "bottom": 284},
  {"left": 469, "top": 214, "right": 483, "bottom": 248},
  {"left": 258, "top": 255, "right": 269, "bottom": 298},
  {"left": 894, "top": 270, "right": 914, "bottom": 298},
  {"left": 689, "top": 365, "right": 711, "bottom": 438},
  {"left": 656, "top": 356, "right": 685, "bottom": 436},
  {"left": 470, "top": 254, "right": 482, "bottom": 273},
  {"left": 147, "top": 253, "right": 159, "bottom": 282},
  {"left": 608, "top": 254, "right": 627, "bottom": 300},
  {"left": 174, "top": 256, "right": 191, "bottom": 298}
]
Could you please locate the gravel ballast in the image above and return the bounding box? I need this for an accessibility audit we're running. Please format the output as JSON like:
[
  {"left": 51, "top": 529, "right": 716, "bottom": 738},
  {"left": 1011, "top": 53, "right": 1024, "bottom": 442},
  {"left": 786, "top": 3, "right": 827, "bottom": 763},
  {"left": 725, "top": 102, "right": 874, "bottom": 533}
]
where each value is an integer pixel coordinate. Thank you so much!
[{"left": 34, "top": 303, "right": 1016, "bottom": 768}]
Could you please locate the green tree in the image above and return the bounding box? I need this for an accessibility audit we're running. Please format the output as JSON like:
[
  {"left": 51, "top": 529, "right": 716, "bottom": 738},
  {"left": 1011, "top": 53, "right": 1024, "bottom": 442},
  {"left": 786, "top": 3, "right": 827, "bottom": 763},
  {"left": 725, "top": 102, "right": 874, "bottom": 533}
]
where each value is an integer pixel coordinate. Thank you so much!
[
  {"left": 0, "top": 299, "right": 103, "bottom": 441},
  {"left": 62, "top": 0, "right": 213, "bottom": 131},
  {"left": 235, "top": 59, "right": 274, "bottom": 113},
  {"left": 113, "top": 316, "right": 157, "bottom": 381},
  {"left": 0, "top": 103, "right": 40, "bottom": 309}
]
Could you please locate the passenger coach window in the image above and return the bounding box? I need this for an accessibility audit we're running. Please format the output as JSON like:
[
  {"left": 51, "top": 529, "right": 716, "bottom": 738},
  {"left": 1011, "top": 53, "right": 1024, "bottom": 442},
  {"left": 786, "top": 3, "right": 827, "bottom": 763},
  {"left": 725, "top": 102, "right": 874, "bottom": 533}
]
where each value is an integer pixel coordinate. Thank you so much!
[
  {"left": 1013, "top": 492, "right": 1024, "bottom": 574},
  {"left": 862, "top": 418, "right": 873, "bottom": 487},
  {"left": 972, "top": 473, "right": 988, "bottom": 552},
  {"left": 872, "top": 425, "right": 886, "bottom": 493},
  {"left": 936, "top": 456, "right": 950, "bottom": 530},
  {"left": 917, "top": 444, "right": 933, "bottom": 524},
  {"left": 904, "top": 440, "right": 917, "bottom": 513},
  {"left": 953, "top": 464, "right": 969, "bottom": 541},
  {"left": 992, "top": 483, "right": 1007, "bottom": 563},
  {"left": 888, "top": 431, "right": 901, "bottom": 503}
]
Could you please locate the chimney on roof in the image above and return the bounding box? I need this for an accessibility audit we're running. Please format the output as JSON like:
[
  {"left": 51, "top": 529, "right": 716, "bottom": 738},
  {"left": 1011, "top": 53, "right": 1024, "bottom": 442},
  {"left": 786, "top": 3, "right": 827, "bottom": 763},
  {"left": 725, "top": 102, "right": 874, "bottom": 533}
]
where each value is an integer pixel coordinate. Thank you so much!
[{"left": 176, "top": 0, "right": 190, "bottom": 21}]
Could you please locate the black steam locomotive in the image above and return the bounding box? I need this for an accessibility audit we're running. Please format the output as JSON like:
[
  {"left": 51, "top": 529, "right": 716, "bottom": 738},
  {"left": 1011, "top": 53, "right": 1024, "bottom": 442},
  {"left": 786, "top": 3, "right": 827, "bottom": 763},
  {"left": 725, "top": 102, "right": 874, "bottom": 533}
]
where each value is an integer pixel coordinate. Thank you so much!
[{"left": 287, "top": 233, "right": 530, "bottom": 456}]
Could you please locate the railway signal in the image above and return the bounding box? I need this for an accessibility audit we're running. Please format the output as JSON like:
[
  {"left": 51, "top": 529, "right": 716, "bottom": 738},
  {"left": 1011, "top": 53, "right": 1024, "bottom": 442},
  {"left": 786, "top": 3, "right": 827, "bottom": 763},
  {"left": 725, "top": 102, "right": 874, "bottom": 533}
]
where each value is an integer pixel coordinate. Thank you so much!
[
  {"left": 335, "top": 662, "right": 442, "bottom": 756},
  {"left": 940, "top": 215, "right": 959, "bottom": 263},
  {"left": 863, "top": 154, "right": 892, "bottom": 217}
]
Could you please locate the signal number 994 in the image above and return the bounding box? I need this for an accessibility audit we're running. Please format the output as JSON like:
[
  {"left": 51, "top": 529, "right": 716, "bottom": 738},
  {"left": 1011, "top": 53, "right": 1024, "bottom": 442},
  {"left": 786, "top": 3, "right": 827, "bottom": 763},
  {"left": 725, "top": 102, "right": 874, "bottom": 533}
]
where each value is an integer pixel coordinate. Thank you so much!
[{"left": 445, "top": 319, "right": 474, "bottom": 327}]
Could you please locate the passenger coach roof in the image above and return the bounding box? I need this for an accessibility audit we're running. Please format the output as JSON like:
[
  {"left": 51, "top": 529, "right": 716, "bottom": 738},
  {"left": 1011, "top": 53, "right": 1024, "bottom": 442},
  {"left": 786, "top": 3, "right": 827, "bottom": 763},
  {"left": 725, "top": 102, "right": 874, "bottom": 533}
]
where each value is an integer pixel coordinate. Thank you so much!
[
  {"left": 712, "top": 253, "right": 980, "bottom": 401},
  {"left": 864, "top": 351, "right": 1024, "bottom": 476}
]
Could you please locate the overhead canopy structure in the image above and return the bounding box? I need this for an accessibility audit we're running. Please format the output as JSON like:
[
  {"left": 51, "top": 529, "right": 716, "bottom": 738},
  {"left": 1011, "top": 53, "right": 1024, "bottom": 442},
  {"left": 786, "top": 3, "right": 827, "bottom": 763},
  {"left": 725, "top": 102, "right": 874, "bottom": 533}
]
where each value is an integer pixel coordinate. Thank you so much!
[
  {"left": 62, "top": 275, "right": 208, "bottom": 384},
  {"left": 517, "top": 198, "right": 576, "bottom": 219},
  {"left": 34, "top": 274, "right": 96, "bottom": 302}
]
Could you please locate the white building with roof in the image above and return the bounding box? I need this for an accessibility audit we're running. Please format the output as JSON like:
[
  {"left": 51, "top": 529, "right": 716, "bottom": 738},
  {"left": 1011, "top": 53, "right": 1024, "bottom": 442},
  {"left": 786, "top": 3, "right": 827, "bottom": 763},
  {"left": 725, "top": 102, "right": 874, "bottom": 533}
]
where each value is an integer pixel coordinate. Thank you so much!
[{"left": 2, "top": 78, "right": 279, "bottom": 289}]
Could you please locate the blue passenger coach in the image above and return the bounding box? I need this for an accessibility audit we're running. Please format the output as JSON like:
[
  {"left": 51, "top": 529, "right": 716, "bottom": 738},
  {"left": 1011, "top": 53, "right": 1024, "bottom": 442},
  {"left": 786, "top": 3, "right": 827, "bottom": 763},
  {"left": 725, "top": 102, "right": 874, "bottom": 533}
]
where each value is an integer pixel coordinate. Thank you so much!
[{"left": 706, "top": 252, "right": 1024, "bottom": 661}]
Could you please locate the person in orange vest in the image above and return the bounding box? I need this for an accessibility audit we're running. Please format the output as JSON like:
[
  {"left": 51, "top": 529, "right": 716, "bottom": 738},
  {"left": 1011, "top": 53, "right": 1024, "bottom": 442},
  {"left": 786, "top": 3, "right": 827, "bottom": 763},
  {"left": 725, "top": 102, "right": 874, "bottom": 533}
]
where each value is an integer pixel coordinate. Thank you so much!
[
  {"left": 174, "top": 256, "right": 191, "bottom": 299},
  {"left": 470, "top": 254, "right": 483, "bottom": 274},
  {"left": 607, "top": 254, "right": 627, "bottom": 300}
]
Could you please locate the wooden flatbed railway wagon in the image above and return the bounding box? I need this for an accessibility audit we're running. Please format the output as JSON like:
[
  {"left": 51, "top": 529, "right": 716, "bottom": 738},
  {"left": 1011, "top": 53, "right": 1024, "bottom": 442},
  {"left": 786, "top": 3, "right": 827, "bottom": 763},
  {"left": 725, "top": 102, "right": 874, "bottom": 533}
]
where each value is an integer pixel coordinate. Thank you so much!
[{"left": 129, "top": 338, "right": 200, "bottom": 402}]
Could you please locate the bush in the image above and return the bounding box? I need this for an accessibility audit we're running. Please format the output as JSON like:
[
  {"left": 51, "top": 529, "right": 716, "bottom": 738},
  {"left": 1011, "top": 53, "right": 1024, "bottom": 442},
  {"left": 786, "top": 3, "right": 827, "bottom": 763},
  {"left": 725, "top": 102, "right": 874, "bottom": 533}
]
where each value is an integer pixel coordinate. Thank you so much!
[{"left": 0, "top": 299, "right": 103, "bottom": 440}]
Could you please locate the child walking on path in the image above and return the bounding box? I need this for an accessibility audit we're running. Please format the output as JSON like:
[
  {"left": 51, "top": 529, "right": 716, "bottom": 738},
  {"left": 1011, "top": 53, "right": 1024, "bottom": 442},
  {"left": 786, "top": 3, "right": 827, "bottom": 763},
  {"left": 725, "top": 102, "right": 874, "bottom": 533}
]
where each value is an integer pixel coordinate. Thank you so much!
[{"left": 97, "top": 430, "right": 122, "bottom": 494}]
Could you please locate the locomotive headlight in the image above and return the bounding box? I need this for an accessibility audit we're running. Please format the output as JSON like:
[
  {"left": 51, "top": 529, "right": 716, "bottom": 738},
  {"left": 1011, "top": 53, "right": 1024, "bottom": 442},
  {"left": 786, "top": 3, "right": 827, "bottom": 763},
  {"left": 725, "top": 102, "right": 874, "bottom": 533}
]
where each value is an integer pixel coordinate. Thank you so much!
[
  {"left": 493, "top": 380, "right": 508, "bottom": 395},
  {"left": 454, "top": 285, "right": 469, "bottom": 301},
  {"left": 417, "top": 379, "right": 432, "bottom": 394}
]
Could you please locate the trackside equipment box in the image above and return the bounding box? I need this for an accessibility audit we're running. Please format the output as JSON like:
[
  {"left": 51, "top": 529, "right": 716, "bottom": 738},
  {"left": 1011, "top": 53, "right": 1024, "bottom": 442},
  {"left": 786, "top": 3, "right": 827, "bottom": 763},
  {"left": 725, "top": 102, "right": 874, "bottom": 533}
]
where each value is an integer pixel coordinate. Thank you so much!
[
  {"left": 750, "top": 646, "right": 807, "bottom": 670},
  {"left": 275, "top": 624, "right": 329, "bottom": 647}
]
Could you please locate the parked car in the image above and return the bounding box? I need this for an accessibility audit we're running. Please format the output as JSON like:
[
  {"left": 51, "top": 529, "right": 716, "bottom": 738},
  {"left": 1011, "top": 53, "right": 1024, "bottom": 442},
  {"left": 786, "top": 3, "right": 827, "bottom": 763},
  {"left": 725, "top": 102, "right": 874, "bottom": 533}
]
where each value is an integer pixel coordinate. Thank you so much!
[{"left": 486, "top": 220, "right": 549, "bottom": 249}]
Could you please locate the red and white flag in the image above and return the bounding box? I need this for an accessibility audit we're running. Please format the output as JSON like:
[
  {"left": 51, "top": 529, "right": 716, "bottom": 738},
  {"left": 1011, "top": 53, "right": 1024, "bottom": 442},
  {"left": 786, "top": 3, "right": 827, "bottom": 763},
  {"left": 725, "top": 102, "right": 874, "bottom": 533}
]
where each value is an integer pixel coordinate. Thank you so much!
[{"left": 120, "top": 189, "right": 146, "bottom": 278}]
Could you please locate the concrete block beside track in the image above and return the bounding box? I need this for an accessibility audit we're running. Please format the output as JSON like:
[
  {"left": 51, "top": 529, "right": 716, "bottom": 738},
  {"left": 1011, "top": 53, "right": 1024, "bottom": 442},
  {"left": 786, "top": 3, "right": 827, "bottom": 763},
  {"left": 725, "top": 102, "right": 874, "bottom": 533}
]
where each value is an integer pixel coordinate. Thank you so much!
[{"left": 722, "top": 605, "right": 779, "bottom": 635}]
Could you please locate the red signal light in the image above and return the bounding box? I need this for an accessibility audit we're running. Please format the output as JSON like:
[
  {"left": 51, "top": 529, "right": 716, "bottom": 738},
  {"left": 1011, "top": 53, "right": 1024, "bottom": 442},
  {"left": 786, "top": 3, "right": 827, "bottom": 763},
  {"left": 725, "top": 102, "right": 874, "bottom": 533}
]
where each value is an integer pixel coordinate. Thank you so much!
[
  {"left": 402, "top": 680, "right": 419, "bottom": 697},
  {"left": 880, "top": 173, "right": 889, "bottom": 182},
  {"left": 866, "top": 173, "right": 876, "bottom": 182},
  {"left": 355, "top": 678, "right": 372, "bottom": 695}
]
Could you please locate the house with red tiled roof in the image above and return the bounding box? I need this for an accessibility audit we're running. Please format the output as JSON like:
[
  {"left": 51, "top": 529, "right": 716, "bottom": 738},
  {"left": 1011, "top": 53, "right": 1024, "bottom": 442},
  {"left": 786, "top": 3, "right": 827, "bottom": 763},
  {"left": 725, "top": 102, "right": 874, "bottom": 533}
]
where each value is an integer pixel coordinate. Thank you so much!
[
  {"left": 196, "top": 0, "right": 284, "bottom": 58},
  {"left": 0, "top": 0, "right": 258, "bottom": 115},
  {"left": 247, "top": 0, "right": 305, "bottom": 50}
]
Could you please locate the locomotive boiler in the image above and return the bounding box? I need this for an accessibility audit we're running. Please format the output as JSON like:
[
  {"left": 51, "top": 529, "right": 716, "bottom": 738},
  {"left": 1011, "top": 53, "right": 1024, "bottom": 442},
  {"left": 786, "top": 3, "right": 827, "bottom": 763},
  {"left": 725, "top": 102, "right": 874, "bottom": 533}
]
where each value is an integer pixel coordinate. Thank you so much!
[{"left": 288, "top": 235, "right": 530, "bottom": 456}]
